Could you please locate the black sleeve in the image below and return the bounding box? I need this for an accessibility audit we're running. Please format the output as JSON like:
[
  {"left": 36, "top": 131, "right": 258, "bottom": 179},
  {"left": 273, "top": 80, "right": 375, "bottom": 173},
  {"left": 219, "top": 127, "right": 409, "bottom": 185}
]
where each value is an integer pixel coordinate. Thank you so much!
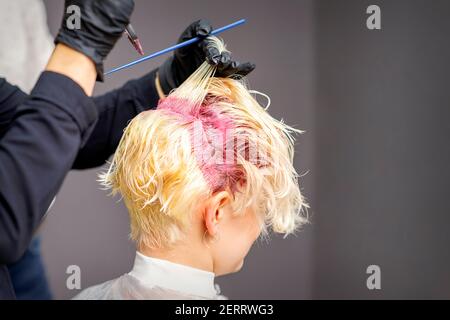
[
  {"left": 0, "top": 72, "right": 97, "bottom": 264},
  {"left": 0, "top": 80, "right": 27, "bottom": 138},
  {"left": 72, "top": 69, "right": 160, "bottom": 169}
]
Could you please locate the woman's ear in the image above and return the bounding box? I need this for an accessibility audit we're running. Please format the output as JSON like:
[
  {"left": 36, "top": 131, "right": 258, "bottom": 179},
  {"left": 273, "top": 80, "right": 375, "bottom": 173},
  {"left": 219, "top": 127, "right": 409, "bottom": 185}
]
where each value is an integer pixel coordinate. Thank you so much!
[{"left": 204, "top": 191, "right": 231, "bottom": 237}]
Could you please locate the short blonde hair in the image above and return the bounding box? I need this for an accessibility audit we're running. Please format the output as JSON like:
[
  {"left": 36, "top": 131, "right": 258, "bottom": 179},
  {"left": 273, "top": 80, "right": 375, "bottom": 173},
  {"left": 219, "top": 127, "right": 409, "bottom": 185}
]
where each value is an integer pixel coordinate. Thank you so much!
[{"left": 100, "top": 38, "right": 308, "bottom": 249}]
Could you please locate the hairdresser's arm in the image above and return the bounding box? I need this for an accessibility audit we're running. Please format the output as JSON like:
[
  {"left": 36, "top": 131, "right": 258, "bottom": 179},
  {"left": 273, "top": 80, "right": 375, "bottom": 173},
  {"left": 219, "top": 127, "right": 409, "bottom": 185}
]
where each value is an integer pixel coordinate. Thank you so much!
[
  {"left": 0, "top": 44, "right": 97, "bottom": 264},
  {"left": 0, "top": 82, "right": 26, "bottom": 139},
  {"left": 0, "top": 69, "right": 160, "bottom": 170}
]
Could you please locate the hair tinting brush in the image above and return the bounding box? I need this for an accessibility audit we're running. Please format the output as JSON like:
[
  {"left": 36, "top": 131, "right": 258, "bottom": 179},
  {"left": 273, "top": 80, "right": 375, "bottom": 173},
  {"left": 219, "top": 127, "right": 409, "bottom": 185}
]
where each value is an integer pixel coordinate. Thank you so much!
[
  {"left": 125, "top": 24, "right": 145, "bottom": 56},
  {"left": 105, "top": 19, "right": 246, "bottom": 76}
]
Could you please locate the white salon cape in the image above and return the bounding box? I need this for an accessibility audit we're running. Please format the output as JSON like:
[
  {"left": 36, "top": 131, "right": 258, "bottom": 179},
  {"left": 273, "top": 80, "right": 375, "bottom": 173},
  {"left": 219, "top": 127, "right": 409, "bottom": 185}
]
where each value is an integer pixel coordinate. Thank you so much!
[{"left": 73, "top": 252, "right": 226, "bottom": 300}]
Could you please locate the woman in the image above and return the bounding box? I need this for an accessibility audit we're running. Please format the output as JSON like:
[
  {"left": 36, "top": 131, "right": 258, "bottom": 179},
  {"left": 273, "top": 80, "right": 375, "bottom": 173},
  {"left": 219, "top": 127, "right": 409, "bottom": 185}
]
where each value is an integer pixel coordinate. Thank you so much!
[{"left": 75, "top": 37, "right": 308, "bottom": 300}]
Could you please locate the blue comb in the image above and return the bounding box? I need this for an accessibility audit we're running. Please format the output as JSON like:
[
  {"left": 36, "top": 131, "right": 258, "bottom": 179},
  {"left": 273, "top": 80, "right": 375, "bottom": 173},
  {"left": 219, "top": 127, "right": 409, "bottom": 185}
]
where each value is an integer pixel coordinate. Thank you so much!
[{"left": 105, "top": 19, "right": 246, "bottom": 76}]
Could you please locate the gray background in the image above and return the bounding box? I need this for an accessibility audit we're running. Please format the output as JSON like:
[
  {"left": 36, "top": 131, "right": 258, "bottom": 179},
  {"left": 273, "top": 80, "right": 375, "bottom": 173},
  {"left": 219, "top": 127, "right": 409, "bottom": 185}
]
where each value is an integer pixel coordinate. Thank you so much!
[{"left": 38, "top": 0, "right": 450, "bottom": 299}]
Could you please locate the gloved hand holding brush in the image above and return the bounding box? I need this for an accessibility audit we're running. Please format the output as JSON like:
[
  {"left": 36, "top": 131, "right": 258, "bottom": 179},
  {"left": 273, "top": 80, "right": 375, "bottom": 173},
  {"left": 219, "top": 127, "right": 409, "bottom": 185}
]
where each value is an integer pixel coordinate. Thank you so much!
[
  {"left": 158, "top": 19, "right": 256, "bottom": 95},
  {"left": 55, "top": 0, "right": 135, "bottom": 81}
]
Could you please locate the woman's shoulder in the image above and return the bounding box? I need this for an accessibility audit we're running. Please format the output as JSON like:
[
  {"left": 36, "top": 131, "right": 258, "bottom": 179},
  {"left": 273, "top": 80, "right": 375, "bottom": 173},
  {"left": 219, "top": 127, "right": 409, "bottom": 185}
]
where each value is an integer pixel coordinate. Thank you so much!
[
  {"left": 72, "top": 278, "right": 118, "bottom": 300},
  {"left": 72, "top": 273, "right": 228, "bottom": 300}
]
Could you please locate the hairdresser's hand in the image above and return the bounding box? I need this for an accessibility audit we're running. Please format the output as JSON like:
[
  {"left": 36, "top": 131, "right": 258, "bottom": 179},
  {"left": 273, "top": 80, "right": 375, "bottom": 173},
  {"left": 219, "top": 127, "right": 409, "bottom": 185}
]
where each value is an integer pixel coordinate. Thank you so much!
[
  {"left": 158, "top": 19, "right": 255, "bottom": 95},
  {"left": 55, "top": 0, "right": 135, "bottom": 81}
]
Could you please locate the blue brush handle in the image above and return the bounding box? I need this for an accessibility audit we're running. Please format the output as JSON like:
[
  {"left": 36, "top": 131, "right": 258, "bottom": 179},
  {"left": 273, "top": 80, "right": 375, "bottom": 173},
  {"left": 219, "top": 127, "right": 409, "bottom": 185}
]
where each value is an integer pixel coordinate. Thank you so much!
[{"left": 105, "top": 19, "right": 246, "bottom": 76}]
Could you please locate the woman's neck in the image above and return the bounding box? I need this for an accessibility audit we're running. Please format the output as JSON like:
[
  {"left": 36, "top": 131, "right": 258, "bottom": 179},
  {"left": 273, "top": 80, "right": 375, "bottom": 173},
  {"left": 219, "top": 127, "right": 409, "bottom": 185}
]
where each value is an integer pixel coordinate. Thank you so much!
[{"left": 139, "top": 240, "right": 214, "bottom": 274}]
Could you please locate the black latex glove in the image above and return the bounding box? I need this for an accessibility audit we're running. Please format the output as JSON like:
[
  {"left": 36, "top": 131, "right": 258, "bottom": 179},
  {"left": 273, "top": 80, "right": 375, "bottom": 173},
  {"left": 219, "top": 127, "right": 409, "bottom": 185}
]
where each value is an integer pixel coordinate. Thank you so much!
[
  {"left": 158, "top": 19, "right": 255, "bottom": 95},
  {"left": 55, "top": 0, "right": 135, "bottom": 81}
]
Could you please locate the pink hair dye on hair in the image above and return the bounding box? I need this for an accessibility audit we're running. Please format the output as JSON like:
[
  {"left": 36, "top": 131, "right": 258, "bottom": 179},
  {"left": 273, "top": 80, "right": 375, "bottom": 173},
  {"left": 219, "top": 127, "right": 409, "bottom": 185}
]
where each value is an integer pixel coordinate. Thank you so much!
[{"left": 157, "top": 96, "right": 243, "bottom": 193}]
